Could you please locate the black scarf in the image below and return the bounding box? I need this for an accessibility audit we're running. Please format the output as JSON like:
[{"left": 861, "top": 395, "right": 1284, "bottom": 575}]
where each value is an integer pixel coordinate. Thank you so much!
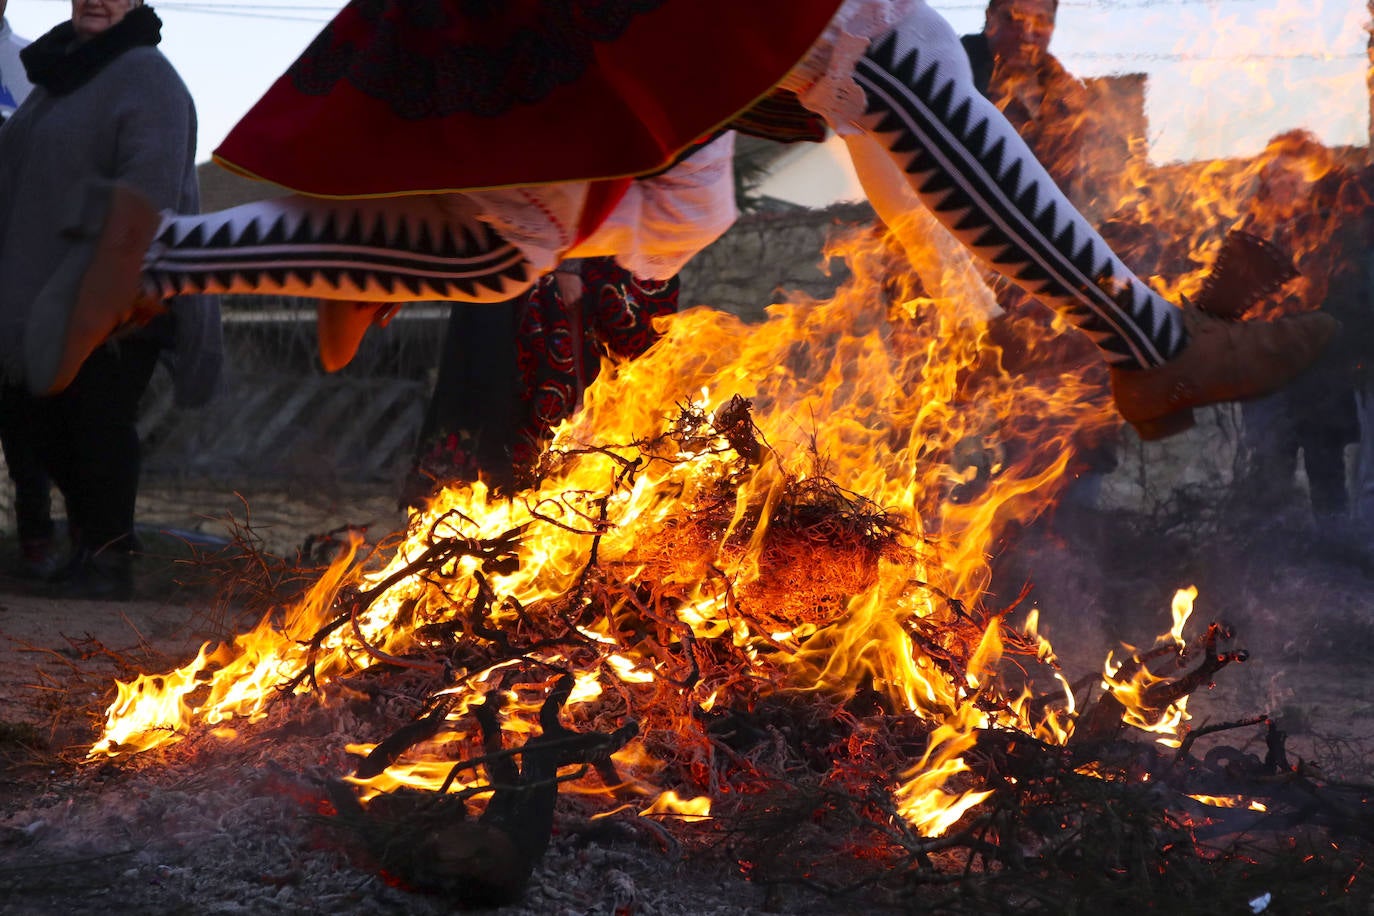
[{"left": 20, "top": 5, "right": 163, "bottom": 96}]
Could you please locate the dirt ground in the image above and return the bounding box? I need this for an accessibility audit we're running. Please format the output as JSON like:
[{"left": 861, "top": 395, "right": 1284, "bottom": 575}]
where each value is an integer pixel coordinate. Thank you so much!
[
  {"left": 0, "top": 481, "right": 1373, "bottom": 914},
  {"left": 0, "top": 480, "right": 802, "bottom": 916}
]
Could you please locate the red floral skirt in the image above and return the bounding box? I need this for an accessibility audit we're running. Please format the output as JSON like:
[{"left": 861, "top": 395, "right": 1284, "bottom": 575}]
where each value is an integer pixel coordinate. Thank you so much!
[{"left": 405, "top": 256, "right": 679, "bottom": 497}]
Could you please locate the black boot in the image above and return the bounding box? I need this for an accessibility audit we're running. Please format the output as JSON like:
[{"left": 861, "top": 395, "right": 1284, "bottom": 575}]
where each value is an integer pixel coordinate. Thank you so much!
[
  {"left": 12, "top": 537, "right": 59, "bottom": 580},
  {"left": 47, "top": 547, "right": 134, "bottom": 602}
]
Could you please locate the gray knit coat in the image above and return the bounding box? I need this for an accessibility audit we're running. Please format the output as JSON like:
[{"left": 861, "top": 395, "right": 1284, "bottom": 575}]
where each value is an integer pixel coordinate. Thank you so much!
[{"left": 0, "top": 9, "right": 222, "bottom": 405}]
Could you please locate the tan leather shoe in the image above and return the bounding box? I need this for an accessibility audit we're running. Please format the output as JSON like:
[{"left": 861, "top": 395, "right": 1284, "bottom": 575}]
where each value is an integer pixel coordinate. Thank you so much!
[
  {"left": 316, "top": 301, "right": 395, "bottom": 372},
  {"left": 1110, "top": 306, "right": 1337, "bottom": 441},
  {"left": 25, "top": 183, "right": 165, "bottom": 395}
]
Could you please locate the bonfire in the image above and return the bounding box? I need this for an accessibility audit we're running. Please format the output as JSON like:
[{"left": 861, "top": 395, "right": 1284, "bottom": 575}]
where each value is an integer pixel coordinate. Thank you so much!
[{"left": 41, "top": 218, "right": 1367, "bottom": 914}]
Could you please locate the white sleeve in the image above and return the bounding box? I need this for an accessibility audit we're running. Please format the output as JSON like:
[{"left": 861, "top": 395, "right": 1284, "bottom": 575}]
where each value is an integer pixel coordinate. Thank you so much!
[{"left": 571, "top": 131, "right": 739, "bottom": 280}]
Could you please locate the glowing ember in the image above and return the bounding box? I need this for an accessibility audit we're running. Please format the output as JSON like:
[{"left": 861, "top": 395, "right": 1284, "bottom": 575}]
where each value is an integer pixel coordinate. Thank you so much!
[
  {"left": 1188, "top": 794, "right": 1268, "bottom": 813},
  {"left": 637, "top": 790, "right": 713, "bottom": 823}
]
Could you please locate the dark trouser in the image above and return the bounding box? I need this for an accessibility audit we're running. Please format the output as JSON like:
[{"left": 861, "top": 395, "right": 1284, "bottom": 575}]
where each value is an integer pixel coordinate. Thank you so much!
[
  {"left": 29, "top": 336, "right": 162, "bottom": 554},
  {"left": 405, "top": 259, "right": 680, "bottom": 504},
  {"left": 1243, "top": 382, "right": 1356, "bottom": 520},
  {"left": 0, "top": 385, "right": 55, "bottom": 545},
  {"left": 1303, "top": 435, "right": 1349, "bottom": 519},
  {"left": 410, "top": 300, "right": 523, "bottom": 498}
]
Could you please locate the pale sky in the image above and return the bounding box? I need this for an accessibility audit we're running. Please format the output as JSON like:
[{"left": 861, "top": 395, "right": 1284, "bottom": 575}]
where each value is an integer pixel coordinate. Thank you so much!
[{"left": 6, "top": 0, "right": 1370, "bottom": 181}]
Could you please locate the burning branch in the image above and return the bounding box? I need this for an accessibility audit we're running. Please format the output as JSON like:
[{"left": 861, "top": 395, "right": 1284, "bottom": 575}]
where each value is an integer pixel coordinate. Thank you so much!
[
  {"left": 330, "top": 674, "right": 637, "bottom": 906},
  {"left": 1074, "top": 619, "right": 1247, "bottom": 745}
]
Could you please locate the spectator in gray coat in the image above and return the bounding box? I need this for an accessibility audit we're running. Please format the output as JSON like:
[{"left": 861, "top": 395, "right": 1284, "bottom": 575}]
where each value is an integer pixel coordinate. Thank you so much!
[
  {"left": 0, "top": 0, "right": 219, "bottom": 599},
  {"left": 0, "top": 0, "right": 48, "bottom": 579}
]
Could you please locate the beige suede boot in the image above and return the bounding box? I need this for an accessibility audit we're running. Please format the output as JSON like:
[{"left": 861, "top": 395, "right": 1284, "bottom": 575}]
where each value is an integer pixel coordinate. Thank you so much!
[
  {"left": 1110, "top": 306, "right": 1337, "bottom": 440},
  {"left": 25, "top": 183, "right": 164, "bottom": 395}
]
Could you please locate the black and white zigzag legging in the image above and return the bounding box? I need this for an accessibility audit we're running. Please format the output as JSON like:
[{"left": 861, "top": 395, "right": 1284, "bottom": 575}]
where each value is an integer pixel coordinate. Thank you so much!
[
  {"left": 143, "top": 3, "right": 1182, "bottom": 370},
  {"left": 143, "top": 194, "right": 535, "bottom": 304},
  {"left": 832, "top": 3, "right": 1184, "bottom": 368}
]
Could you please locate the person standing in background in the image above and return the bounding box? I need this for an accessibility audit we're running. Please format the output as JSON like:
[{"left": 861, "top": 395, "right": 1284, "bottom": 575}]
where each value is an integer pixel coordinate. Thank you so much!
[
  {"left": 0, "top": 0, "right": 218, "bottom": 599},
  {"left": 1237, "top": 132, "right": 1370, "bottom": 527},
  {"left": 961, "top": 0, "right": 1099, "bottom": 212},
  {"left": 405, "top": 257, "right": 678, "bottom": 504},
  {"left": 0, "top": 0, "right": 54, "bottom": 580},
  {"left": 1354, "top": 252, "right": 1374, "bottom": 528},
  {"left": 0, "top": 0, "right": 30, "bottom": 119},
  {"left": 962, "top": 0, "right": 1120, "bottom": 518}
]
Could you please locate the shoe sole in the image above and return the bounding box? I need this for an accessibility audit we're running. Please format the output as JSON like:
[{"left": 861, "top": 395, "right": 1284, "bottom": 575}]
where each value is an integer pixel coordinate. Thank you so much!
[
  {"left": 1129, "top": 409, "right": 1195, "bottom": 441},
  {"left": 317, "top": 301, "right": 385, "bottom": 372}
]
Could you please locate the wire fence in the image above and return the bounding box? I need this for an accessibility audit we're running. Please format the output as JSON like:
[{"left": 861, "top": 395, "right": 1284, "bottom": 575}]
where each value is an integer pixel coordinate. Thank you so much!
[
  {"left": 139, "top": 296, "right": 450, "bottom": 486},
  {"left": 217, "top": 295, "right": 449, "bottom": 382}
]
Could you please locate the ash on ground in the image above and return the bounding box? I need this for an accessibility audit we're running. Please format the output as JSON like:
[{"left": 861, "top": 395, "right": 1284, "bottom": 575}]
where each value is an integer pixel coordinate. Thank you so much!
[{"left": 3, "top": 487, "right": 1374, "bottom": 914}]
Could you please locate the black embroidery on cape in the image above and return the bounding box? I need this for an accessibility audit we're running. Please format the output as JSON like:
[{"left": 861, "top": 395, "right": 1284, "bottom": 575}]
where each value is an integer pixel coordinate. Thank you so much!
[{"left": 290, "top": 0, "right": 670, "bottom": 119}]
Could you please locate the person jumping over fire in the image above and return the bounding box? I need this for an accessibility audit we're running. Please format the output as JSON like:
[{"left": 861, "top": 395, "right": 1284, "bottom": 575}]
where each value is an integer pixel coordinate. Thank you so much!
[{"left": 23, "top": 0, "right": 1333, "bottom": 442}]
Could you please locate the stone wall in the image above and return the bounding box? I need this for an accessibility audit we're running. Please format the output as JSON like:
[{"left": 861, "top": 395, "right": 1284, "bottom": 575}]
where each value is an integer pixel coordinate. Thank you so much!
[
  {"left": 678, "top": 202, "right": 874, "bottom": 320},
  {"left": 1102, "top": 406, "right": 1244, "bottom": 518}
]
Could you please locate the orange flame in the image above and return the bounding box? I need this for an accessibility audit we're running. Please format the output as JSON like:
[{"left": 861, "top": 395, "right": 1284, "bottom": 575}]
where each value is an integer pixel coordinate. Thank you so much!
[
  {"left": 98, "top": 51, "right": 1337, "bottom": 831},
  {"left": 1100, "top": 586, "right": 1199, "bottom": 742},
  {"left": 1188, "top": 794, "right": 1267, "bottom": 813},
  {"left": 92, "top": 224, "right": 1114, "bottom": 837}
]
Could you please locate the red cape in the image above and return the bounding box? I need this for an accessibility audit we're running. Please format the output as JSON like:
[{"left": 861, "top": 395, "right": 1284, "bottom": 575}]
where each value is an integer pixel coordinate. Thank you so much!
[{"left": 214, "top": 0, "right": 842, "bottom": 198}]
